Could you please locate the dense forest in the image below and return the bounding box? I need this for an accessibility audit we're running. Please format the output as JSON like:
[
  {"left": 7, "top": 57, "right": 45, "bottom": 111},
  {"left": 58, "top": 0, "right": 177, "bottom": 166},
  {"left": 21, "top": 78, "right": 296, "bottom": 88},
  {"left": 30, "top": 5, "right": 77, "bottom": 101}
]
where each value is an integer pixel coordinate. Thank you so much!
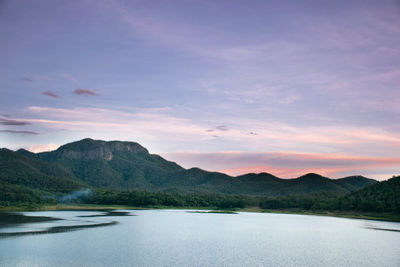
[
  {"left": 1, "top": 176, "right": 399, "bottom": 214},
  {"left": 3, "top": 175, "right": 396, "bottom": 215},
  {"left": 0, "top": 148, "right": 83, "bottom": 193},
  {"left": 80, "top": 176, "right": 399, "bottom": 213},
  {"left": 1, "top": 139, "right": 398, "bottom": 215}
]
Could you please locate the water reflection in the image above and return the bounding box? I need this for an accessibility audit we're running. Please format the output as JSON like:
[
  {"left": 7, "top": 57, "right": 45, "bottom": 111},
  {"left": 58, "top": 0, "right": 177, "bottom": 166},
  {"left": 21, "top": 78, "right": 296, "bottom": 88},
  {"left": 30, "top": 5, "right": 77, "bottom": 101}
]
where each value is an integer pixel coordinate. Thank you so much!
[{"left": 0, "top": 210, "right": 131, "bottom": 237}]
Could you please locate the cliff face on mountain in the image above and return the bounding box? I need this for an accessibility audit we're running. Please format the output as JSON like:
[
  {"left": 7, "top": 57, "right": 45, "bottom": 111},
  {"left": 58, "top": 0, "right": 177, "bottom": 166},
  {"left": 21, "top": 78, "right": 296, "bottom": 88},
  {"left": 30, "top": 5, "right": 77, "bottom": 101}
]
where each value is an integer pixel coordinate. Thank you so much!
[
  {"left": 37, "top": 139, "right": 184, "bottom": 189},
  {"left": 39, "top": 138, "right": 149, "bottom": 161}
]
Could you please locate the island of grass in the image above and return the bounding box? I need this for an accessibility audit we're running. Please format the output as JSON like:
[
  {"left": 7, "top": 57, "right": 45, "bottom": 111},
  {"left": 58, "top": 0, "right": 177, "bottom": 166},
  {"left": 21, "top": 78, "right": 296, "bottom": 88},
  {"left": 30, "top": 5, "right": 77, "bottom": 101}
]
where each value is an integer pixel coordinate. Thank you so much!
[{"left": 187, "top": 210, "right": 238, "bottom": 214}]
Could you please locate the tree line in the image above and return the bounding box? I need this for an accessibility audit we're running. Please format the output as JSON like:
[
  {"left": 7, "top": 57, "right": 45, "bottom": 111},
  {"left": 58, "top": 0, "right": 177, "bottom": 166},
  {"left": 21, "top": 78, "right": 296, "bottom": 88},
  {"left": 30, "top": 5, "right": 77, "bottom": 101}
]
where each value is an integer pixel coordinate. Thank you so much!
[{"left": 2, "top": 176, "right": 399, "bottom": 214}]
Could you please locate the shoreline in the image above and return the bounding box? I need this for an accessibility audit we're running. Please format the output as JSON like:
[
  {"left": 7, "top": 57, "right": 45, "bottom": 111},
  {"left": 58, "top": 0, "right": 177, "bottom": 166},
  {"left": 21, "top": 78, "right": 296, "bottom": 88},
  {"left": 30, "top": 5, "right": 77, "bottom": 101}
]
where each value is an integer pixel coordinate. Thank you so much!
[{"left": 1, "top": 204, "right": 400, "bottom": 222}]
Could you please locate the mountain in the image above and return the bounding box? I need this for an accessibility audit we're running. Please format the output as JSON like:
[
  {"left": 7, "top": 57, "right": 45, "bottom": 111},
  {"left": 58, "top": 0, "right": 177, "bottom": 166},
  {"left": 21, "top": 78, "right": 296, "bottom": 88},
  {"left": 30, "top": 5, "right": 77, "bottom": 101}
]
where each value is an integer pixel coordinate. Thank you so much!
[
  {"left": 1, "top": 138, "right": 378, "bottom": 200},
  {"left": 0, "top": 148, "right": 83, "bottom": 193},
  {"left": 335, "top": 175, "right": 377, "bottom": 191},
  {"left": 0, "top": 148, "right": 84, "bottom": 204},
  {"left": 37, "top": 139, "right": 376, "bottom": 195},
  {"left": 38, "top": 138, "right": 184, "bottom": 190},
  {"left": 231, "top": 172, "right": 376, "bottom": 196},
  {"left": 337, "top": 175, "right": 400, "bottom": 212}
]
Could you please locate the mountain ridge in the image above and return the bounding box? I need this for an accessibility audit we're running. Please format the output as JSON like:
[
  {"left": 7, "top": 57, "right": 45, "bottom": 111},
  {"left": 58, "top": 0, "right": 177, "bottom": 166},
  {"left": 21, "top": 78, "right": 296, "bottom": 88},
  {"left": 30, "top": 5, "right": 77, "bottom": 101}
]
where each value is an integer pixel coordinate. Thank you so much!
[{"left": 1, "top": 138, "right": 378, "bottom": 197}]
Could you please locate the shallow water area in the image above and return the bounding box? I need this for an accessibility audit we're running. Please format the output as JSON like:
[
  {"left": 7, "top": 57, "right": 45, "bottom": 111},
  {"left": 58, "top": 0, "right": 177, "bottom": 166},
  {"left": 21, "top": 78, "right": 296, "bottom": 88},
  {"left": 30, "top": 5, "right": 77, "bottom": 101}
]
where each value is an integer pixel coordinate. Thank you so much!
[{"left": 0, "top": 210, "right": 123, "bottom": 235}]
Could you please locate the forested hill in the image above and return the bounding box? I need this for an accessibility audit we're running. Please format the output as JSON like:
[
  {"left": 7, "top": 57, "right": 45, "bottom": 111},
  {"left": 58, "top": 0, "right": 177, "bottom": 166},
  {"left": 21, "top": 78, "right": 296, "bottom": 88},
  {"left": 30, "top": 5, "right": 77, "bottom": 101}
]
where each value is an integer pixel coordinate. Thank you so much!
[
  {"left": 258, "top": 175, "right": 400, "bottom": 214},
  {"left": 37, "top": 138, "right": 185, "bottom": 190},
  {"left": 0, "top": 148, "right": 84, "bottom": 203},
  {"left": 1, "top": 138, "right": 377, "bottom": 198},
  {"left": 337, "top": 175, "right": 400, "bottom": 212},
  {"left": 0, "top": 148, "right": 82, "bottom": 192}
]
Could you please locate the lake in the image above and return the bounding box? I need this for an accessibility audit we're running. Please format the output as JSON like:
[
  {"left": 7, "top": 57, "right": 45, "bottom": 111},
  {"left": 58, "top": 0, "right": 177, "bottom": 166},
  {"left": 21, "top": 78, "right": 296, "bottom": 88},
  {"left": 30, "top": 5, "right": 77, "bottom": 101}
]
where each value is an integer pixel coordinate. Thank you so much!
[{"left": 1, "top": 210, "right": 399, "bottom": 266}]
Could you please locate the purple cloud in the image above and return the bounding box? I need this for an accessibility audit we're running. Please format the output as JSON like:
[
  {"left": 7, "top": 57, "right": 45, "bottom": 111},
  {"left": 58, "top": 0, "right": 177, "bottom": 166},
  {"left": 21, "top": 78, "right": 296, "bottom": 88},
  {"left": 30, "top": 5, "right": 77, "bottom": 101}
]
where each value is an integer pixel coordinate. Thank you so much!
[
  {"left": 216, "top": 125, "right": 228, "bottom": 131},
  {"left": 0, "top": 130, "right": 39, "bottom": 135},
  {"left": 42, "top": 90, "right": 59, "bottom": 98},
  {"left": 22, "top": 77, "right": 32, "bottom": 82},
  {"left": 0, "top": 118, "right": 30, "bottom": 126},
  {"left": 73, "top": 89, "right": 97, "bottom": 96}
]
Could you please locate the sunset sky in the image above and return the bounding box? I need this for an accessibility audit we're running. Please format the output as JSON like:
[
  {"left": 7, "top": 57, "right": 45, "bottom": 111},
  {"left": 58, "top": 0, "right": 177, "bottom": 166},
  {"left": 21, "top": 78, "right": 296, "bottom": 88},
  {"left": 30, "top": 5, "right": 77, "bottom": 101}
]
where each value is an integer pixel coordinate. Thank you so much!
[{"left": 1, "top": 0, "right": 399, "bottom": 180}]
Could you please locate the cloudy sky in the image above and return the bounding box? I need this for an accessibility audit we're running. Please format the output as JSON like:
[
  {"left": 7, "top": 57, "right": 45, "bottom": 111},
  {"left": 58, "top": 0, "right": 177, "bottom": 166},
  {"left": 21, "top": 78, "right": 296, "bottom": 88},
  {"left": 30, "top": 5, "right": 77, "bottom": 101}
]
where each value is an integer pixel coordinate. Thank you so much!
[{"left": 1, "top": 0, "right": 399, "bottom": 179}]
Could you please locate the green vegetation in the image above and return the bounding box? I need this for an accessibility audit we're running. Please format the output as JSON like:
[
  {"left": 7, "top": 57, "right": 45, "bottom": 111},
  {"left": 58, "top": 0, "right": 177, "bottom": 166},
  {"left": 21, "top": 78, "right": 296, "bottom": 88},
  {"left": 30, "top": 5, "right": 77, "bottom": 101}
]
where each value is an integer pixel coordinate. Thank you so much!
[
  {"left": 335, "top": 176, "right": 400, "bottom": 213},
  {"left": 85, "top": 189, "right": 258, "bottom": 209},
  {"left": 0, "top": 148, "right": 83, "bottom": 193},
  {"left": 3, "top": 138, "right": 376, "bottom": 196},
  {"left": 1, "top": 138, "right": 398, "bottom": 221},
  {"left": 78, "top": 176, "right": 400, "bottom": 220},
  {"left": 0, "top": 182, "right": 48, "bottom": 203},
  {"left": 38, "top": 139, "right": 184, "bottom": 190},
  {"left": 259, "top": 176, "right": 400, "bottom": 213},
  {"left": 1, "top": 175, "right": 399, "bottom": 221}
]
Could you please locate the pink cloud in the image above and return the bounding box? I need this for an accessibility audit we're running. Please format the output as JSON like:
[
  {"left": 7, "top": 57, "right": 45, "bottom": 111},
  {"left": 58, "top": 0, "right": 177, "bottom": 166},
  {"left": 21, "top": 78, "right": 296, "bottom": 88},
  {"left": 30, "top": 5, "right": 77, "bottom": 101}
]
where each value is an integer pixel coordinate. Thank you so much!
[
  {"left": 163, "top": 151, "right": 400, "bottom": 180},
  {"left": 221, "top": 165, "right": 345, "bottom": 178},
  {"left": 22, "top": 105, "right": 400, "bottom": 166},
  {"left": 28, "top": 143, "right": 59, "bottom": 153},
  {"left": 73, "top": 89, "right": 97, "bottom": 96},
  {"left": 42, "top": 90, "right": 59, "bottom": 98}
]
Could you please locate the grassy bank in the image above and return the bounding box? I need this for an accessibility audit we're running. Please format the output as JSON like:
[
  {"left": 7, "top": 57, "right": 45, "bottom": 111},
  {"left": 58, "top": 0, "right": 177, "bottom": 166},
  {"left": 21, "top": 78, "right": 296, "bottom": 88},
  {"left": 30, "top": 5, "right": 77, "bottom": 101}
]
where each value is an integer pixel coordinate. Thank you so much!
[
  {"left": 0, "top": 203, "right": 217, "bottom": 212},
  {"left": 258, "top": 208, "right": 400, "bottom": 222},
  {"left": 0, "top": 203, "right": 141, "bottom": 211},
  {"left": 1, "top": 203, "right": 400, "bottom": 222}
]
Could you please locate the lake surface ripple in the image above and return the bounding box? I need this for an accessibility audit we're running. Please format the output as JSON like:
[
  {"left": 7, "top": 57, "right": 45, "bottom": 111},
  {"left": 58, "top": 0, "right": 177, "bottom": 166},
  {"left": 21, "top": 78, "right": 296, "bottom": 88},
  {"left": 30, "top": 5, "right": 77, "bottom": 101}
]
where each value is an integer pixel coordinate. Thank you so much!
[{"left": 1, "top": 210, "right": 399, "bottom": 266}]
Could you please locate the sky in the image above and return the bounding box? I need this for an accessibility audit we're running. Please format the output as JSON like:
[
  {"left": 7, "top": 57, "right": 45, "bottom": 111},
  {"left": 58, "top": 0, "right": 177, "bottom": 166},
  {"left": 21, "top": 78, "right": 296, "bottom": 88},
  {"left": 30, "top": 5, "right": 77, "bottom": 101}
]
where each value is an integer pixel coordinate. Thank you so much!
[{"left": 1, "top": 0, "right": 400, "bottom": 180}]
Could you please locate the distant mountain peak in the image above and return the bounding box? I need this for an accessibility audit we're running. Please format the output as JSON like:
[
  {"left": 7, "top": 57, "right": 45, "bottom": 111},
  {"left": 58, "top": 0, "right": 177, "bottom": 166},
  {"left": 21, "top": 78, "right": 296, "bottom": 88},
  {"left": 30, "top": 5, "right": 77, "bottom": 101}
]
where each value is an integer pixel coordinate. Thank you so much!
[
  {"left": 16, "top": 148, "right": 37, "bottom": 158},
  {"left": 337, "top": 175, "right": 377, "bottom": 189},
  {"left": 235, "top": 172, "right": 279, "bottom": 180},
  {"left": 342, "top": 175, "right": 368, "bottom": 179},
  {"left": 4, "top": 138, "right": 376, "bottom": 195},
  {"left": 42, "top": 138, "right": 148, "bottom": 161},
  {"left": 298, "top": 173, "right": 326, "bottom": 179},
  {"left": 291, "top": 173, "right": 333, "bottom": 184}
]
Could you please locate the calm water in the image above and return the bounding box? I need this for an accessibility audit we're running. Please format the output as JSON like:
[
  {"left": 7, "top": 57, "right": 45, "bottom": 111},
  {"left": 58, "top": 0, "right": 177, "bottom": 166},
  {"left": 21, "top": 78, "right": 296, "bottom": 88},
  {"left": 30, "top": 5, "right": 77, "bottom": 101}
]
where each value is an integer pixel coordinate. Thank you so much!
[{"left": 1, "top": 210, "right": 399, "bottom": 267}]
